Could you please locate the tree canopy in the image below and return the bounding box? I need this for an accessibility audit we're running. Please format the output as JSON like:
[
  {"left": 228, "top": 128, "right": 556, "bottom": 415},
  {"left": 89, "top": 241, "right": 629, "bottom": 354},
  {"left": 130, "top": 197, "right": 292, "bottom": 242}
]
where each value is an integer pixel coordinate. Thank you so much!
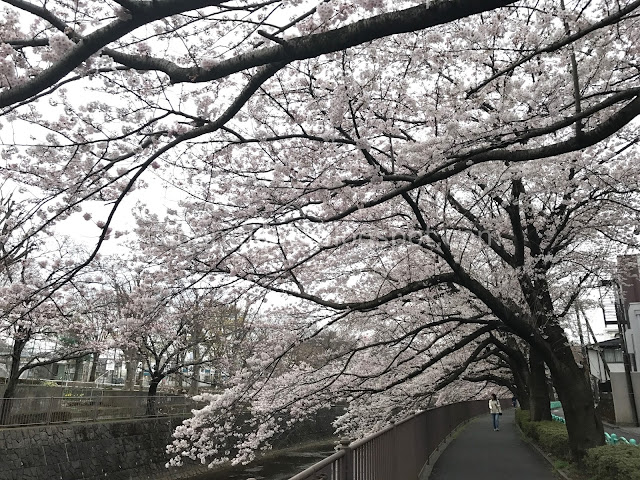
[{"left": 1, "top": 0, "right": 640, "bottom": 465}]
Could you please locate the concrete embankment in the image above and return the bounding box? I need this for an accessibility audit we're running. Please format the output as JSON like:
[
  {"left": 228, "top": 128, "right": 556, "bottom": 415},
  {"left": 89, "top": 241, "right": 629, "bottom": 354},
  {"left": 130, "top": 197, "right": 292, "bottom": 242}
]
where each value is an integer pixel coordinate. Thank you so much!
[
  {"left": 0, "top": 416, "right": 210, "bottom": 480},
  {"left": 0, "top": 408, "right": 339, "bottom": 480}
]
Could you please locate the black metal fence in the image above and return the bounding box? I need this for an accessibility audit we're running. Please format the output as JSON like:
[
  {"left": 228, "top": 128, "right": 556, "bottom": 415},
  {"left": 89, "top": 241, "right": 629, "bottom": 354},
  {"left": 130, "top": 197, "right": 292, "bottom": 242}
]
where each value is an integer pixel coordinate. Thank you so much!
[{"left": 0, "top": 394, "right": 201, "bottom": 427}]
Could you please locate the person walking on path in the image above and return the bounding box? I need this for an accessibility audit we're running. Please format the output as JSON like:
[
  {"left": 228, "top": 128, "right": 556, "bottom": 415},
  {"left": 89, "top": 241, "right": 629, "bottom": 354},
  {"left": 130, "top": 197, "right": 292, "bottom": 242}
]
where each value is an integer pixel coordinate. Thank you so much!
[
  {"left": 429, "top": 410, "right": 557, "bottom": 480},
  {"left": 489, "top": 393, "right": 502, "bottom": 431}
]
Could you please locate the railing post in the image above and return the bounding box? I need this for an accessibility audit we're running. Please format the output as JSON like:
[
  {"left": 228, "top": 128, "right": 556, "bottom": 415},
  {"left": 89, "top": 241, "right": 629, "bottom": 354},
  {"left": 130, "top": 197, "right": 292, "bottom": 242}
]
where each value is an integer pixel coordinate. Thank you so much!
[
  {"left": 45, "top": 397, "right": 53, "bottom": 425},
  {"left": 92, "top": 396, "right": 99, "bottom": 421},
  {"left": 390, "top": 420, "right": 397, "bottom": 477},
  {"left": 337, "top": 438, "right": 353, "bottom": 480}
]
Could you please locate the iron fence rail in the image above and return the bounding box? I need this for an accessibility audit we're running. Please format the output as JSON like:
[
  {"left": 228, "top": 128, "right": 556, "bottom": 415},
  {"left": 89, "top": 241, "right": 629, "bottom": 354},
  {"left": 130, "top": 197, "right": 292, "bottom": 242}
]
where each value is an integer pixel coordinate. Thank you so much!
[
  {"left": 289, "top": 399, "right": 508, "bottom": 480},
  {"left": 0, "top": 395, "right": 202, "bottom": 427}
]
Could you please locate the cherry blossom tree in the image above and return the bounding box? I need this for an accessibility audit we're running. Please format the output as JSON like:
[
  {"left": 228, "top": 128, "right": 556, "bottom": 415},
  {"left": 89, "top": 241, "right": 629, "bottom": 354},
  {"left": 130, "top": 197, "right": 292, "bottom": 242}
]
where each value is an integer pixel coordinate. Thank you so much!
[
  {"left": 2, "top": 0, "right": 640, "bottom": 463},
  {"left": 158, "top": 1, "right": 640, "bottom": 461},
  {"left": 0, "top": 251, "right": 100, "bottom": 424},
  {"left": 0, "top": 189, "right": 107, "bottom": 422},
  {"left": 89, "top": 253, "right": 254, "bottom": 411},
  {"left": 166, "top": 297, "right": 513, "bottom": 466}
]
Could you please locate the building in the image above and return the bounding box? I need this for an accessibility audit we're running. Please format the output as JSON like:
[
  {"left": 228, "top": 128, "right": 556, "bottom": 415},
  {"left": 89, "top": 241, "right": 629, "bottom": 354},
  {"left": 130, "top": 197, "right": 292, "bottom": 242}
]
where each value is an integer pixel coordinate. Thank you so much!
[
  {"left": 604, "top": 255, "right": 640, "bottom": 425},
  {"left": 587, "top": 336, "right": 624, "bottom": 386},
  {"left": 619, "top": 255, "right": 640, "bottom": 372}
]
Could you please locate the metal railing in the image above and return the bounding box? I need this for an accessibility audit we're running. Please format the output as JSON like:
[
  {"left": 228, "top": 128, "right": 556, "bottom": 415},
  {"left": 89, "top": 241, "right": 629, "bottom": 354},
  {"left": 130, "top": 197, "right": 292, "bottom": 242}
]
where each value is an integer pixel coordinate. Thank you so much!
[
  {"left": 289, "top": 399, "right": 504, "bottom": 480},
  {"left": 0, "top": 395, "right": 202, "bottom": 427}
]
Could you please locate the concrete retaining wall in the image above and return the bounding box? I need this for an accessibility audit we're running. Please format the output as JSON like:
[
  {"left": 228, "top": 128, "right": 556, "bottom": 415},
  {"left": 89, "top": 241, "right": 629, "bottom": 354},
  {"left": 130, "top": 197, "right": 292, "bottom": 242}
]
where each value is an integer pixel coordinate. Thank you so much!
[
  {"left": 0, "top": 417, "right": 207, "bottom": 480},
  {"left": 611, "top": 371, "right": 640, "bottom": 425}
]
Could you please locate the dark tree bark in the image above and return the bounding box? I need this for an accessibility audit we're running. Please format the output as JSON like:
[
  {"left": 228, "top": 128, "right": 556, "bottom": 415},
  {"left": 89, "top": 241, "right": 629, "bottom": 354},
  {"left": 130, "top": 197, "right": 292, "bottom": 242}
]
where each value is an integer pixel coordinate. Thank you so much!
[
  {"left": 523, "top": 274, "right": 603, "bottom": 459},
  {"left": 72, "top": 356, "right": 84, "bottom": 382},
  {"left": 0, "top": 336, "right": 28, "bottom": 425},
  {"left": 124, "top": 359, "right": 137, "bottom": 391},
  {"left": 189, "top": 363, "right": 201, "bottom": 396},
  {"left": 88, "top": 351, "right": 99, "bottom": 382},
  {"left": 488, "top": 336, "right": 531, "bottom": 410},
  {"left": 528, "top": 349, "right": 551, "bottom": 421},
  {"left": 145, "top": 376, "right": 164, "bottom": 416},
  {"left": 512, "top": 363, "right": 530, "bottom": 411},
  {"left": 437, "top": 252, "right": 604, "bottom": 460},
  {"left": 542, "top": 322, "right": 604, "bottom": 460}
]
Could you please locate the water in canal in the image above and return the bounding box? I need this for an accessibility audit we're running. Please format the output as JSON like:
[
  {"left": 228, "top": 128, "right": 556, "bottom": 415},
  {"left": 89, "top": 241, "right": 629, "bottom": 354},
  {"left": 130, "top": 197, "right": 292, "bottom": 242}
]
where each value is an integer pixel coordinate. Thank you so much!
[{"left": 185, "top": 440, "right": 336, "bottom": 480}]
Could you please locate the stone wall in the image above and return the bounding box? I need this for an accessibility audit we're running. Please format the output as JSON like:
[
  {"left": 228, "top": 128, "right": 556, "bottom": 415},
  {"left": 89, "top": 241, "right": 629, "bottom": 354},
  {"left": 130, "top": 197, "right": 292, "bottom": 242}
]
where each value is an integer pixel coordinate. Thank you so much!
[{"left": 0, "top": 417, "right": 207, "bottom": 480}]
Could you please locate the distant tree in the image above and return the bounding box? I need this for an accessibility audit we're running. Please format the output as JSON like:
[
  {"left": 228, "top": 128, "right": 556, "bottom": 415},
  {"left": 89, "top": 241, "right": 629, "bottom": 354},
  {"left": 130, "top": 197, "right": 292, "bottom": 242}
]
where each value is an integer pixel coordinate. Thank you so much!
[
  {"left": 0, "top": 193, "right": 101, "bottom": 423},
  {"left": 0, "top": 261, "right": 96, "bottom": 424}
]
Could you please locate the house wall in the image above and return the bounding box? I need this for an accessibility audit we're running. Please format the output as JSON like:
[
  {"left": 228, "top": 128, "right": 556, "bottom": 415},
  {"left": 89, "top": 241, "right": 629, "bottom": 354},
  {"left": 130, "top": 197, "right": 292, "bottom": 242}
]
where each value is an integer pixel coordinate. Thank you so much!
[
  {"left": 608, "top": 363, "right": 626, "bottom": 373},
  {"left": 610, "top": 371, "right": 640, "bottom": 425},
  {"left": 627, "top": 302, "right": 640, "bottom": 371},
  {"left": 619, "top": 255, "right": 640, "bottom": 306},
  {"left": 588, "top": 350, "right": 608, "bottom": 382},
  {"left": 587, "top": 349, "right": 625, "bottom": 382}
]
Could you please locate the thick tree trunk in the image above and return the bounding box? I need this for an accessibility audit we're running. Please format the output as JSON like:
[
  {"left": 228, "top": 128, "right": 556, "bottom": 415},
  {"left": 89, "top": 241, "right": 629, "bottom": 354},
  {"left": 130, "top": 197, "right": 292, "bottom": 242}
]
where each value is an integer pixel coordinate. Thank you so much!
[
  {"left": 0, "top": 380, "right": 18, "bottom": 425},
  {"left": 0, "top": 337, "right": 27, "bottom": 425},
  {"left": 554, "top": 369, "right": 603, "bottom": 460},
  {"left": 520, "top": 271, "right": 604, "bottom": 460},
  {"left": 529, "top": 348, "right": 551, "bottom": 421},
  {"left": 88, "top": 352, "right": 99, "bottom": 382},
  {"left": 545, "top": 329, "right": 604, "bottom": 461},
  {"left": 124, "top": 359, "right": 137, "bottom": 391},
  {"left": 72, "top": 356, "right": 84, "bottom": 382},
  {"left": 136, "top": 369, "right": 143, "bottom": 389},
  {"left": 146, "top": 378, "right": 162, "bottom": 416},
  {"left": 511, "top": 367, "right": 530, "bottom": 410},
  {"left": 189, "top": 364, "right": 201, "bottom": 396},
  {"left": 517, "top": 390, "right": 530, "bottom": 410},
  {"left": 504, "top": 343, "right": 530, "bottom": 410}
]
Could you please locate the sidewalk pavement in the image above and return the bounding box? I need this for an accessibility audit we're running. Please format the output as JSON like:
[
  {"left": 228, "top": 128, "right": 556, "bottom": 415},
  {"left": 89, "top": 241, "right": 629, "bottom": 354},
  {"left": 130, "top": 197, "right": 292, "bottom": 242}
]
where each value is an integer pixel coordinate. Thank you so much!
[
  {"left": 552, "top": 407, "right": 640, "bottom": 442},
  {"left": 429, "top": 410, "right": 556, "bottom": 480},
  {"left": 602, "top": 421, "right": 640, "bottom": 441}
]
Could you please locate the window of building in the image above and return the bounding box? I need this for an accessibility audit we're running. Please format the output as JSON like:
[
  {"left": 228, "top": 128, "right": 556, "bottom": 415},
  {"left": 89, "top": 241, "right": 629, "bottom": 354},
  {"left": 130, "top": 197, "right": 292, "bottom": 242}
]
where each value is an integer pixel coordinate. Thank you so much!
[{"left": 603, "top": 349, "right": 624, "bottom": 363}]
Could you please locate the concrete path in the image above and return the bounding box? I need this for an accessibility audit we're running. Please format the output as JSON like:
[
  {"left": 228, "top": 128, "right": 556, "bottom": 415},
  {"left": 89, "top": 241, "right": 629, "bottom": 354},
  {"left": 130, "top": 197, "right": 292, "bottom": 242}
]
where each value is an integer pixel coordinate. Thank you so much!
[
  {"left": 604, "top": 421, "right": 640, "bottom": 441},
  {"left": 554, "top": 406, "right": 640, "bottom": 443},
  {"left": 429, "top": 410, "right": 556, "bottom": 480}
]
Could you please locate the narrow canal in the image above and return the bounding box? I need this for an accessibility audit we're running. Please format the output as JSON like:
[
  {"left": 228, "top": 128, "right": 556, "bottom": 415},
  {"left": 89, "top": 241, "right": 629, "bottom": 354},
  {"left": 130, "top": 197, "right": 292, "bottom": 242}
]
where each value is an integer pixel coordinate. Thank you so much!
[{"left": 186, "top": 440, "right": 336, "bottom": 480}]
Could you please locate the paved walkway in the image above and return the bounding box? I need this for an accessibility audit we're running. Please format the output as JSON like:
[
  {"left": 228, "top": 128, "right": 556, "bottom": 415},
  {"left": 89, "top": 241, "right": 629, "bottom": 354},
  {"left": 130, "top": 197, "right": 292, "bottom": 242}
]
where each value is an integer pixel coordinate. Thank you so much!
[
  {"left": 429, "top": 410, "right": 556, "bottom": 480},
  {"left": 553, "top": 406, "right": 640, "bottom": 443},
  {"left": 604, "top": 421, "right": 640, "bottom": 441}
]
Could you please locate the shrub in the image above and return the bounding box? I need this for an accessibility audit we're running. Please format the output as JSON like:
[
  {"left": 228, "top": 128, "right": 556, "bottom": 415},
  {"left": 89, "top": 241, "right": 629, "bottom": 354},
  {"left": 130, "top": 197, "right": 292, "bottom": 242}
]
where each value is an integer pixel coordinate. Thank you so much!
[
  {"left": 585, "top": 445, "right": 640, "bottom": 480},
  {"left": 517, "top": 409, "right": 640, "bottom": 478},
  {"left": 516, "top": 410, "right": 570, "bottom": 459},
  {"left": 515, "top": 409, "right": 530, "bottom": 428},
  {"left": 515, "top": 410, "right": 540, "bottom": 441},
  {"left": 533, "top": 421, "right": 570, "bottom": 460}
]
